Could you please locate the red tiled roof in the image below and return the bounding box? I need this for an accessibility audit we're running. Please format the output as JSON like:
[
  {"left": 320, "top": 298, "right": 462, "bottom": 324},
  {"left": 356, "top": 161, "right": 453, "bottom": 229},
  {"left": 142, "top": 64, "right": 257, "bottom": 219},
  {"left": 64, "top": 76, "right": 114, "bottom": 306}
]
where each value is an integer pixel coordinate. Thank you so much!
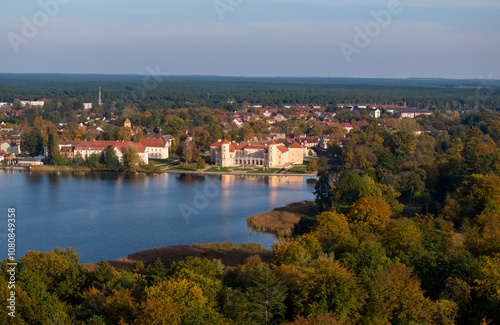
[
  {"left": 221, "top": 139, "right": 230, "bottom": 144},
  {"left": 277, "top": 146, "right": 288, "bottom": 153},
  {"left": 140, "top": 138, "right": 166, "bottom": 148},
  {"left": 113, "top": 142, "right": 146, "bottom": 154},
  {"left": 245, "top": 145, "right": 267, "bottom": 150},
  {"left": 268, "top": 140, "right": 277, "bottom": 145},
  {"left": 289, "top": 142, "right": 302, "bottom": 149},
  {"left": 229, "top": 143, "right": 238, "bottom": 152}
]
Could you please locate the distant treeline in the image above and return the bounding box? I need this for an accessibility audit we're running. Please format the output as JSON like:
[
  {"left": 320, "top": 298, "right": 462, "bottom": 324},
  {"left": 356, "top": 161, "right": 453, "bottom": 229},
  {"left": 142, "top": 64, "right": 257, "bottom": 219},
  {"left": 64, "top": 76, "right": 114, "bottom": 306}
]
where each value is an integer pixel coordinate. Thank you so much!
[{"left": 1, "top": 74, "right": 499, "bottom": 111}]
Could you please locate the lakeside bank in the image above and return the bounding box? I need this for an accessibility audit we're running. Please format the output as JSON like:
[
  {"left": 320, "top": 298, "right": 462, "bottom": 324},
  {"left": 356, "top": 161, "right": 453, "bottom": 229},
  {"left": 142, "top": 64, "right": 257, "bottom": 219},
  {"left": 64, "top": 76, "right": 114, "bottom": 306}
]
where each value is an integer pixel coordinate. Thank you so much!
[
  {"left": 164, "top": 169, "right": 317, "bottom": 177},
  {"left": 2, "top": 165, "right": 317, "bottom": 177}
]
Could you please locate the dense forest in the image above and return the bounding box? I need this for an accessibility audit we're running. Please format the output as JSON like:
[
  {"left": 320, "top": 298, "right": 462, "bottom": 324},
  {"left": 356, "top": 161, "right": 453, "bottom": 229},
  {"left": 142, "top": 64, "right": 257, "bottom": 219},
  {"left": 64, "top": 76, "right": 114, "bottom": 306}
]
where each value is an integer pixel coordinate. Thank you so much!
[{"left": 1, "top": 74, "right": 500, "bottom": 111}]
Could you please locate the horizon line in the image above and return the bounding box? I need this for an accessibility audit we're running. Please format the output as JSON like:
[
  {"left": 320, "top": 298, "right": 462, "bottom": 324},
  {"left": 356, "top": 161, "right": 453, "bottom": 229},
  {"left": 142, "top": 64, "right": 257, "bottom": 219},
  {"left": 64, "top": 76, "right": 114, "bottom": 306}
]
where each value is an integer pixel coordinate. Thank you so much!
[{"left": 0, "top": 72, "right": 497, "bottom": 82}]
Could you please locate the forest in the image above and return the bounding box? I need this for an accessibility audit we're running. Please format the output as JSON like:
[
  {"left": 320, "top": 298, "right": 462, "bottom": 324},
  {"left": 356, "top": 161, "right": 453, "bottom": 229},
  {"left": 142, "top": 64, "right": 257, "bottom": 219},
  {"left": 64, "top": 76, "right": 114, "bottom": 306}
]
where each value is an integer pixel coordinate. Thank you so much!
[
  {"left": 2, "top": 75, "right": 500, "bottom": 324},
  {"left": 1, "top": 74, "right": 500, "bottom": 111}
]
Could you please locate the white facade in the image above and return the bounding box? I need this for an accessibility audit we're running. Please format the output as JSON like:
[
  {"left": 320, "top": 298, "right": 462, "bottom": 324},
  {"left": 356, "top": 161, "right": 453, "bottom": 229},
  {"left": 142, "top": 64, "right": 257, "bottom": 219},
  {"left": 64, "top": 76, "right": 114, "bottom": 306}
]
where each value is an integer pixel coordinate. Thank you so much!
[
  {"left": 20, "top": 101, "right": 44, "bottom": 107},
  {"left": 140, "top": 138, "right": 169, "bottom": 159}
]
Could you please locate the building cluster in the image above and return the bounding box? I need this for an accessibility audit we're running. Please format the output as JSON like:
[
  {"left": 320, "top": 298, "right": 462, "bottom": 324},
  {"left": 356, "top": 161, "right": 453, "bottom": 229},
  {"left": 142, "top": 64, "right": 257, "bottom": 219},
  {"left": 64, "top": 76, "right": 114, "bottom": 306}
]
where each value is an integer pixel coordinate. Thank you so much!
[
  {"left": 61, "top": 137, "right": 171, "bottom": 164},
  {"left": 337, "top": 103, "right": 432, "bottom": 119},
  {"left": 0, "top": 118, "right": 172, "bottom": 165}
]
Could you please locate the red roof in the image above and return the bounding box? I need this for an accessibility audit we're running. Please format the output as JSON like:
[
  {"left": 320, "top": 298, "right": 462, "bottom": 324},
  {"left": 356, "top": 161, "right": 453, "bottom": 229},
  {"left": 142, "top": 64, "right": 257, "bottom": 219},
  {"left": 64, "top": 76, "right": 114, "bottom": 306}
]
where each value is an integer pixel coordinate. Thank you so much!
[
  {"left": 268, "top": 140, "right": 277, "bottom": 145},
  {"left": 277, "top": 146, "right": 288, "bottom": 153},
  {"left": 221, "top": 139, "right": 230, "bottom": 144},
  {"left": 113, "top": 142, "right": 146, "bottom": 154},
  {"left": 245, "top": 145, "right": 267, "bottom": 150},
  {"left": 289, "top": 142, "right": 302, "bottom": 149},
  {"left": 140, "top": 138, "right": 166, "bottom": 148}
]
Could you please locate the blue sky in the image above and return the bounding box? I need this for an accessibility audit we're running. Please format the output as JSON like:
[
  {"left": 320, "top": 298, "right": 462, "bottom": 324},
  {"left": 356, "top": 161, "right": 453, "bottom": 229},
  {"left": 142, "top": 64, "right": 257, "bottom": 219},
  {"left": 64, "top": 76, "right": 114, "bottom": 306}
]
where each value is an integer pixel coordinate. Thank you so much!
[{"left": 0, "top": 0, "right": 499, "bottom": 78}]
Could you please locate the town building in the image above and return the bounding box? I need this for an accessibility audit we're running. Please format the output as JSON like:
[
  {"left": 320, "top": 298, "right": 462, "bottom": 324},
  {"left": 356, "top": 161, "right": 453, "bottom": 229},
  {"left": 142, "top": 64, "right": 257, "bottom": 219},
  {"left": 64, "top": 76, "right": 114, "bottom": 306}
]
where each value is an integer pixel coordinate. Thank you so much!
[
  {"left": 210, "top": 139, "right": 306, "bottom": 168},
  {"left": 0, "top": 141, "right": 20, "bottom": 155},
  {"left": 20, "top": 101, "right": 44, "bottom": 107},
  {"left": 83, "top": 103, "right": 93, "bottom": 110},
  {"left": 139, "top": 138, "right": 169, "bottom": 159},
  {"left": 398, "top": 108, "right": 433, "bottom": 118},
  {"left": 124, "top": 118, "right": 132, "bottom": 128},
  {"left": 74, "top": 141, "right": 148, "bottom": 164}
]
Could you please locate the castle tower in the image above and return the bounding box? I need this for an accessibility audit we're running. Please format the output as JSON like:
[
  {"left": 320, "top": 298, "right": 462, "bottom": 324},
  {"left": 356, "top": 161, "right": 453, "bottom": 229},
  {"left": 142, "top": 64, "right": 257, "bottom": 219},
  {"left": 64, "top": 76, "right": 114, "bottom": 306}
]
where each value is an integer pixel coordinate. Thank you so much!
[
  {"left": 221, "top": 139, "right": 230, "bottom": 167},
  {"left": 267, "top": 140, "right": 278, "bottom": 167}
]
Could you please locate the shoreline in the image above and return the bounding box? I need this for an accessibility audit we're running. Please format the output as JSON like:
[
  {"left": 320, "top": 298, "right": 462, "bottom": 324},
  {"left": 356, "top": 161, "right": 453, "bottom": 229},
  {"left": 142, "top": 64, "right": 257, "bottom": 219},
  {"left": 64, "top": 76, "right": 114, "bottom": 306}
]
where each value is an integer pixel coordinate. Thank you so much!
[
  {"left": 164, "top": 169, "right": 316, "bottom": 177},
  {"left": 83, "top": 243, "right": 274, "bottom": 270},
  {"left": 2, "top": 165, "right": 317, "bottom": 177}
]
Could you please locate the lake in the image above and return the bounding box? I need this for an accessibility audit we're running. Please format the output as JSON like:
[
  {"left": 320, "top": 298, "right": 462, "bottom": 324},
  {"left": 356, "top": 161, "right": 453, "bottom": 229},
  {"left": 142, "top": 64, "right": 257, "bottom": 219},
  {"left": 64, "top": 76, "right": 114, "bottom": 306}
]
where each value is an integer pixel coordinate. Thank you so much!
[{"left": 0, "top": 170, "right": 315, "bottom": 263}]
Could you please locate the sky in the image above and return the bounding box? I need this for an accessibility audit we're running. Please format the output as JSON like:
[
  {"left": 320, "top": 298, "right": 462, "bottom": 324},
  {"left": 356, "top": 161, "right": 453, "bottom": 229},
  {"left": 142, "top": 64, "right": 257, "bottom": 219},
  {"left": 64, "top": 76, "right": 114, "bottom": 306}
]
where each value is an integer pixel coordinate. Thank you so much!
[{"left": 0, "top": 0, "right": 499, "bottom": 79}]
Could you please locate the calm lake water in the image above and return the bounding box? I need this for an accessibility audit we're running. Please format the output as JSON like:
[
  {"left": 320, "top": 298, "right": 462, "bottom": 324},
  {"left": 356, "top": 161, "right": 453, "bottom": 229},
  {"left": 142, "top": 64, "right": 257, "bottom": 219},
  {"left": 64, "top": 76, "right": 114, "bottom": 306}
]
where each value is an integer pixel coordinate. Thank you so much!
[{"left": 0, "top": 170, "right": 315, "bottom": 263}]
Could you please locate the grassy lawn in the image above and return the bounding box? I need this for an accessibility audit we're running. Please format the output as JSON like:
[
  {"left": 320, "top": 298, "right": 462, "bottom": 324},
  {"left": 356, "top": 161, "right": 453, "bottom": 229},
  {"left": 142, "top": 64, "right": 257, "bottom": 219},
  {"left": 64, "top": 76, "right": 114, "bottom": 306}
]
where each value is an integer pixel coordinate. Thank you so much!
[
  {"left": 231, "top": 168, "right": 255, "bottom": 171},
  {"left": 205, "top": 167, "right": 232, "bottom": 172},
  {"left": 286, "top": 164, "right": 315, "bottom": 174},
  {"left": 247, "top": 168, "right": 280, "bottom": 174},
  {"left": 286, "top": 168, "right": 308, "bottom": 174},
  {"left": 151, "top": 157, "right": 179, "bottom": 165},
  {"left": 169, "top": 164, "right": 198, "bottom": 171}
]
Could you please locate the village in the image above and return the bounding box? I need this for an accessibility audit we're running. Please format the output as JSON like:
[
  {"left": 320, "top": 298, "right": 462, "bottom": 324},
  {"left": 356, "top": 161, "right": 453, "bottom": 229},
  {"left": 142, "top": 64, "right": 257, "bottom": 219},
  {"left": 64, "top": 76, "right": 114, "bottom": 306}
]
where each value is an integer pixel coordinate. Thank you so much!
[{"left": 0, "top": 98, "right": 434, "bottom": 171}]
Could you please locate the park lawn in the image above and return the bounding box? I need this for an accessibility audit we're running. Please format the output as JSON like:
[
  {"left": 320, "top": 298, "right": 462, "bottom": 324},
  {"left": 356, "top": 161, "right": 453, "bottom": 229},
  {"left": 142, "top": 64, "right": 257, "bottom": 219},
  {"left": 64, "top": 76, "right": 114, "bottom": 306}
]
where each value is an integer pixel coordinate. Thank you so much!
[
  {"left": 288, "top": 165, "right": 308, "bottom": 172},
  {"left": 285, "top": 169, "right": 307, "bottom": 174},
  {"left": 169, "top": 164, "right": 198, "bottom": 171},
  {"left": 151, "top": 157, "right": 179, "bottom": 164},
  {"left": 247, "top": 168, "right": 280, "bottom": 174},
  {"left": 205, "top": 167, "right": 232, "bottom": 172}
]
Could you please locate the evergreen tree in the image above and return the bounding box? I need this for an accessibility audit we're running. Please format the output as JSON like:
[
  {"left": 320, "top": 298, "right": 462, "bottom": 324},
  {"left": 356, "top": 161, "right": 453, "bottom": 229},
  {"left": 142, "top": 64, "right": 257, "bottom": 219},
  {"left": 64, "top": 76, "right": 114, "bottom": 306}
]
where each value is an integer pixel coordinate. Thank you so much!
[
  {"left": 45, "top": 128, "right": 60, "bottom": 165},
  {"left": 103, "top": 148, "right": 121, "bottom": 171},
  {"left": 246, "top": 263, "right": 287, "bottom": 325},
  {"left": 314, "top": 170, "right": 331, "bottom": 211}
]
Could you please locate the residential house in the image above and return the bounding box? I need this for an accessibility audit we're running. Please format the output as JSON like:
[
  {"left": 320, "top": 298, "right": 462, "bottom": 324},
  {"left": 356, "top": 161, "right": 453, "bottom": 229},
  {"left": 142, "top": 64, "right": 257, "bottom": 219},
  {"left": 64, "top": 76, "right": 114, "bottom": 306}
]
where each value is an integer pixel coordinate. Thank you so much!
[
  {"left": 232, "top": 118, "right": 243, "bottom": 127},
  {"left": 274, "top": 114, "right": 287, "bottom": 122},
  {"left": 369, "top": 108, "right": 381, "bottom": 118},
  {"left": 20, "top": 101, "right": 44, "bottom": 107},
  {"left": 398, "top": 108, "right": 433, "bottom": 119},
  {"left": 83, "top": 103, "right": 93, "bottom": 110},
  {"left": 0, "top": 141, "right": 20, "bottom": 155}
]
